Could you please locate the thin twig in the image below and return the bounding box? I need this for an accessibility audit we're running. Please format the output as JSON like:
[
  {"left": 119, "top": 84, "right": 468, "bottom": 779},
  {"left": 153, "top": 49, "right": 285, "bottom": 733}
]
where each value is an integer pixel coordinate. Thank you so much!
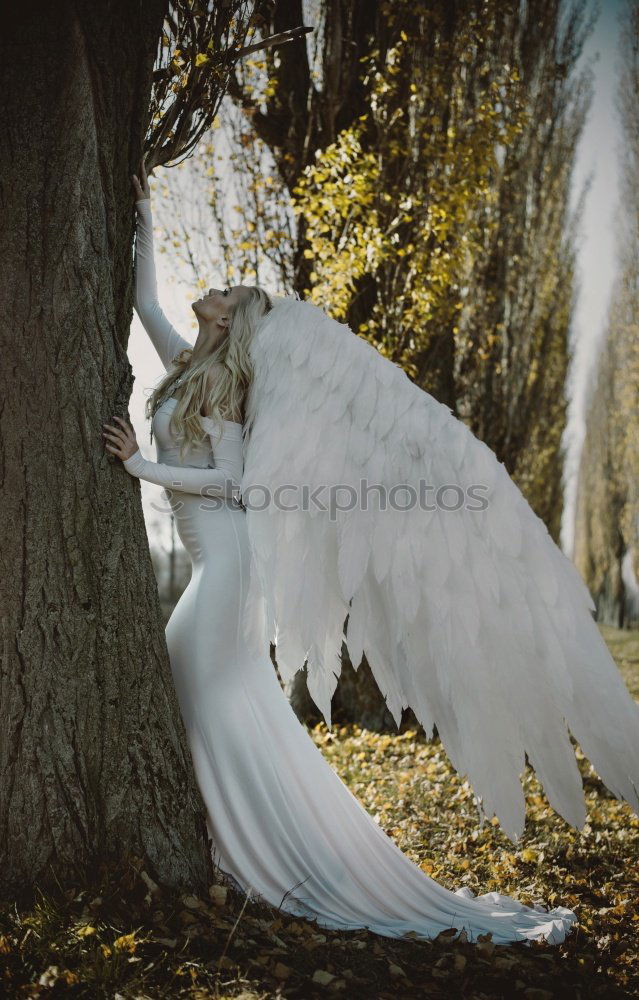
[{"left": 234, "top": 25, "right": 314, "bottom": 58}]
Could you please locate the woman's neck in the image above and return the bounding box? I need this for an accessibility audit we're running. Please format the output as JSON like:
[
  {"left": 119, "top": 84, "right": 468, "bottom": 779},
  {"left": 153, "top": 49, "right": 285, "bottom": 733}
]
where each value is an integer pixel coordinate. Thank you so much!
[{"left": 191, "top": 323, "right": 226, "bottom": 364}]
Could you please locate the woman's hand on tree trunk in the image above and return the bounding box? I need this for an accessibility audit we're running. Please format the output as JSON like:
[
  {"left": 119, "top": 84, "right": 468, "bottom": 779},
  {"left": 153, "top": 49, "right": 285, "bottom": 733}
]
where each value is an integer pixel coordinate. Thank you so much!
[
  {"left": 102, "top": 416, "right": 139, "bottom": 461},
  {"left": 132, "top": 158, "right": 151, "bottom": 202}
]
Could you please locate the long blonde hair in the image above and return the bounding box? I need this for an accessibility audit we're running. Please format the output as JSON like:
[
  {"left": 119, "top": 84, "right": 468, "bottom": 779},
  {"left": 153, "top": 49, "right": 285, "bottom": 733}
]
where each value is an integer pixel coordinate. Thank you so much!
[{"left": 146, "top": 286, "right": 272, "bottom": 462}]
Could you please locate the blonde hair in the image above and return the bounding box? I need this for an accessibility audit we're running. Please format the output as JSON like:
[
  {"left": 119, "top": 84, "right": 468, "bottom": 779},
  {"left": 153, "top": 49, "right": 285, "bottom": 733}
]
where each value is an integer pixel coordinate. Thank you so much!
[{"left": 146, "top": 286, "right": 272, "bottom": 462}]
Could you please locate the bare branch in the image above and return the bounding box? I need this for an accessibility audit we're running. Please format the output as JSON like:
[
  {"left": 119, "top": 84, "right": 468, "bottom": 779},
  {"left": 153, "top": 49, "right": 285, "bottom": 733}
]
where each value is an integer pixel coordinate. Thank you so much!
[
  {"left": 143, "top": 1, "right": 313, "bottom": 173},
  {"left": 234, "top": 25, "right": 314, "bottom": 58}
]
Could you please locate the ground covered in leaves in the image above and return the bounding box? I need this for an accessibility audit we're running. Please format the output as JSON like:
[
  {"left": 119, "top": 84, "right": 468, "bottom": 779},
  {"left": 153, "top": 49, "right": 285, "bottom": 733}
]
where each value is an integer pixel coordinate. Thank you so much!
[{"left": 1, "top": 625, "right": 638, "bottom": 999}]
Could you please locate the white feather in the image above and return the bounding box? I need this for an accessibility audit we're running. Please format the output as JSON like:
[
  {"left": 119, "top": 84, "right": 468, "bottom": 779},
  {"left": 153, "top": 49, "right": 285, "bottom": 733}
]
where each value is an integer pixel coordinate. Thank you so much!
[{"left": 240, "top": 297, "right": 639, "bottom": 843}]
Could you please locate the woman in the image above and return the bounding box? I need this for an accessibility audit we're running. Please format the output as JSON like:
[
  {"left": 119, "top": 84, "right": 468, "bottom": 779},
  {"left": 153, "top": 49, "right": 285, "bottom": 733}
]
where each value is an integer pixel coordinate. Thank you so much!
[{"left": 102, "top": 159, "right": 580, "bottom": 946}]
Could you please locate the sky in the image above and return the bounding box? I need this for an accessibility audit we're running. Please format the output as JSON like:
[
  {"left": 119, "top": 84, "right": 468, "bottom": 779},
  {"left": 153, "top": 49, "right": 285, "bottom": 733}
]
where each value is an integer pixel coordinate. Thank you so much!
[
  {"left": 127, "top": 0, "right": 627, "bottom": 560},
  {"left": 561, "top": 0, "right": 625, "bottom": 556}
]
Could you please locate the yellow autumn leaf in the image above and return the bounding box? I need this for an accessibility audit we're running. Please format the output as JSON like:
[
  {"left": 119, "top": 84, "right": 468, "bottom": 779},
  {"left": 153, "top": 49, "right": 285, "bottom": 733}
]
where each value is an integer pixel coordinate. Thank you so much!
[
  {"left": 113, "top": 933, "right": 136, "bottom": 953},
  {"left": 520, "top": 848, "right": 539, "bottom": 863},
  {"left": 76, "top": 924, "right": 96, "bottom": 937}
]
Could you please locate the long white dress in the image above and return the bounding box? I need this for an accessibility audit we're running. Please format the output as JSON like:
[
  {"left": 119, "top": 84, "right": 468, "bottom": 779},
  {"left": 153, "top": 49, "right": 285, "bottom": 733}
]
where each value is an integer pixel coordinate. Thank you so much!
[{"left": 124, "top": 198, "right": 580, "bottom": 946}]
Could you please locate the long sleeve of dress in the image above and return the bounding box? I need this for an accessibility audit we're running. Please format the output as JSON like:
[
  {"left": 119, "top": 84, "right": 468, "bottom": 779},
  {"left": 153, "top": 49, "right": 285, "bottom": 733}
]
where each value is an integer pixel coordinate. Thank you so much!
[
  {"left": 134, "top": 198, "right": 193, "bottom": 371},
  {"left": 123, "top": 444, "right": 243, "bottom": 502}
]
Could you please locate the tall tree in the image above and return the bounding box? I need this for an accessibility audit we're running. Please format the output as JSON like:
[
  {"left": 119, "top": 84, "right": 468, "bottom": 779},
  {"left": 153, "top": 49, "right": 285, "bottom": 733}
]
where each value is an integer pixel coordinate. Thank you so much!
[
  {"left": 227, "top": 0, "right": 379, "bottom": 290},
  {"left": 292, "top": 0, "right": 592, "bottom": 533},
  {"left": 153, "top": 0, "right": 595, "bottom": 729},
  {"left": 0, "top": 0, "right": 273, "bottom": 897},
  {"left": 454, "top": 1, "right": 593, "bottom": 540},
  {"left": 573, "top": 313, "right": 630, "bottom": 625}
]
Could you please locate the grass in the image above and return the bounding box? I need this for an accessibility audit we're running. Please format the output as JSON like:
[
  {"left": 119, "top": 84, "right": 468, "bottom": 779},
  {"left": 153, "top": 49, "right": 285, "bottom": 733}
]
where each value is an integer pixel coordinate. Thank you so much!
[{"left": 1, "top": 625, "right": 638, "bottom": 998}]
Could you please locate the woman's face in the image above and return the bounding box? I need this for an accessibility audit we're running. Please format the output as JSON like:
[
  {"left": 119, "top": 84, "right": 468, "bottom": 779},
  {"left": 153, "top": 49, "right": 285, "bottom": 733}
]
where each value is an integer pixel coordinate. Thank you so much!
[{"left": 192, "top": 286, "right": 245, "bottom": 329}]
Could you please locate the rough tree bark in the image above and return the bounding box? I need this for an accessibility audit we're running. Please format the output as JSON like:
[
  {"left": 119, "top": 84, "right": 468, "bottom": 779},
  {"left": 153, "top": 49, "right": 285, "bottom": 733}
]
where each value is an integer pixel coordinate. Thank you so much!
[{"left": 0, "top": 0, "right": 213, "bottom": 897}]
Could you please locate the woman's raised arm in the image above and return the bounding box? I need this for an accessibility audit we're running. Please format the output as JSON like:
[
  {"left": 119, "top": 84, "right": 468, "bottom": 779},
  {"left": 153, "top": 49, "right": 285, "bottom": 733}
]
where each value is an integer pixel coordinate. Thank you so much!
[{"left": 131, "top": 160, "right": 192, "bottom": 371}]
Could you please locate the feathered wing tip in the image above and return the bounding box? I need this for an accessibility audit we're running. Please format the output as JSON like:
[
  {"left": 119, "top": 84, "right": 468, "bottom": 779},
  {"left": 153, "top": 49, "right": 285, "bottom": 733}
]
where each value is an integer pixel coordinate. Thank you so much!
[{"left": 240, "top": 298, "right": 639, "bottom": 843}]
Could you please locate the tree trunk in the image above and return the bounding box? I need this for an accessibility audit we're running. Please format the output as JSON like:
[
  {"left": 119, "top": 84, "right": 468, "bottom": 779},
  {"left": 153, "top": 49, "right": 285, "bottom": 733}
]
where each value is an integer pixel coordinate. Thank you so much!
[
  {"left": 0, "top": 0, "right": 212, "bottom": 898},
  {"left": 286, "top": 644, "right": 419, "bottom": 734}
]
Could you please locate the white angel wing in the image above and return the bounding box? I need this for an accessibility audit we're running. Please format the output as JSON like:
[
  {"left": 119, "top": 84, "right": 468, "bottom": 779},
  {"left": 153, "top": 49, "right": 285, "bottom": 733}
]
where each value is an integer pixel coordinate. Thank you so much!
[{"left": 240, "top": 297, "right": 639, "bottom": 844}]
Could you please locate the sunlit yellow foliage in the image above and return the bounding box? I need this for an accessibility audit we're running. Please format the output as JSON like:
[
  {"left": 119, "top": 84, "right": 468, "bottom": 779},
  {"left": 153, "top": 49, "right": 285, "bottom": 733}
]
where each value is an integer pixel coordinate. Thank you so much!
[
  {"left": 291, "top": 10, "right": 527, "bottom": 377},
  {"left": 292, "top": 131, "right": 385, "bottom": 319}
]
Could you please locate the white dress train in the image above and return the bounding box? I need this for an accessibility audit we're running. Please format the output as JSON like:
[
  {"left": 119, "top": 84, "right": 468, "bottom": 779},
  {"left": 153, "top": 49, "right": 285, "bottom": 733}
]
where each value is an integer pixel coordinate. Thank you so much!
[{"left": 125, "top": 197, "right": 579, "bottom": 946}]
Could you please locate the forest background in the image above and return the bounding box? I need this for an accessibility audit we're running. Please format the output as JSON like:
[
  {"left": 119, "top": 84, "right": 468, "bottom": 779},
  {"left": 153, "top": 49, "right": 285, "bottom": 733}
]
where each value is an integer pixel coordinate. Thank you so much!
[{"left": 131, "top": 0, "right": 639, "bottom": 725}]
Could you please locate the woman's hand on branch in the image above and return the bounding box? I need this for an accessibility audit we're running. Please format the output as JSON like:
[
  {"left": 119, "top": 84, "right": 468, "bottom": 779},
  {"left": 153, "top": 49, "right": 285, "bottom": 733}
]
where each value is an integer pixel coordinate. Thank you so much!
[
  {"left": 131, "top": 158, "right": 151, "bottom": 202},
  {"left": 102, "top": 416, "right": 139, "bottom": 461}
]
